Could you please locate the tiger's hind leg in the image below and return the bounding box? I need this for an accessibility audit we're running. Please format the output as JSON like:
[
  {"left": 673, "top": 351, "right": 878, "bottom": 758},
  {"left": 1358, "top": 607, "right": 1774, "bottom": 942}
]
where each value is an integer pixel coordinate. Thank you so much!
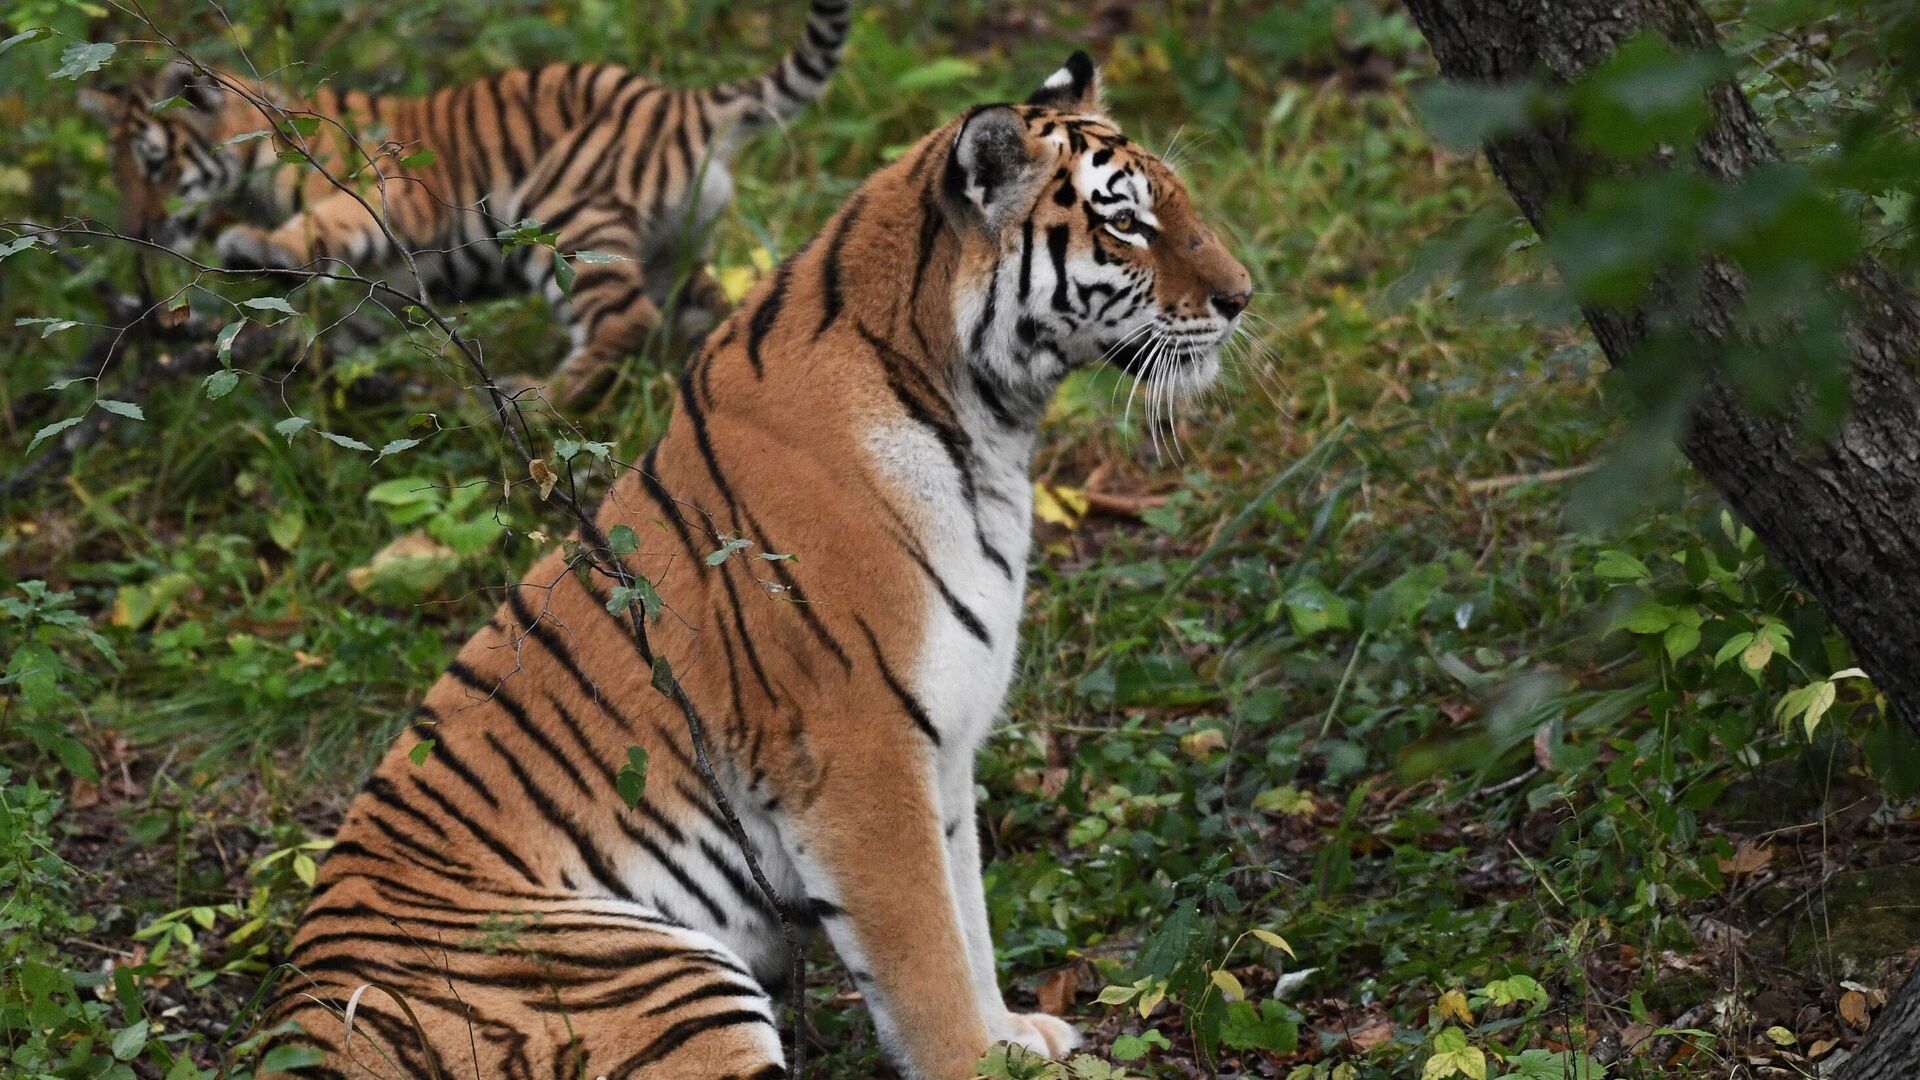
[
  {"left": 259, "top": 883, "right": 785, "bottom": 1080},
  {"left": 511, "top": 198, "right": 663, "bottom": 409}
]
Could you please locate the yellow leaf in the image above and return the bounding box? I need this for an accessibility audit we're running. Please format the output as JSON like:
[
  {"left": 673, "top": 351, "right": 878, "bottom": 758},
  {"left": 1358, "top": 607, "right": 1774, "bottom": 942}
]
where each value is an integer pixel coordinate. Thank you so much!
[
  {"left": 1251, "top": 929, "right": 1296, "bottom": 958},
  {"left": 1033, "top": 482, "right": 1089, "bottom": 529},
  {"left": 716, "top": 264, "right": 758, "bottom": 304},
  {"left": 1436, "top": 988, "right": 1474, "bottom": 1025},
  {"left": 1180, "top": 729, "right": 1228, "bottom": 760},
  {"left": 1765, "top": 1025, "right": 1796, "bottom": 1046},
  {"left": 1137, "top": 979, "right": 1166, "bottom": 1019},
  {"left": 1209, "top": 969, "right": 1244, "bottom": 1001},
  {"left": 1742, "top": 635, "right": 1775, "bottom": 672}
]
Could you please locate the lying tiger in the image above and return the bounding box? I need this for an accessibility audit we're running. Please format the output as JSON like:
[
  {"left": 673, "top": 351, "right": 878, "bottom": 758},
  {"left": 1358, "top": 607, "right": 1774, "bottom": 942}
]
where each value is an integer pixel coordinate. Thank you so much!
[
  {"left": 79, "top": 0, "right": 849, "bottom": 405},
  {"left": 263, "top": 52, "right": 1251, "bottom": 1080}
]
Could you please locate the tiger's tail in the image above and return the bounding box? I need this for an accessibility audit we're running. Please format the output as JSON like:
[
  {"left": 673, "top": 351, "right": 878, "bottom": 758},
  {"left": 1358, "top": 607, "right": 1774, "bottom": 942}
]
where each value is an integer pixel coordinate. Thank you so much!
[{"left": 704, "top": 0, "right": 851, "bottom": 134}]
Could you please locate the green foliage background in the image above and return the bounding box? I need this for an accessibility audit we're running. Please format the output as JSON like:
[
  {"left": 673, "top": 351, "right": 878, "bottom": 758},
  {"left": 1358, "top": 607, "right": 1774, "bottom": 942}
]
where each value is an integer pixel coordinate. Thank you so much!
[{"left": 2, "top": 1, "right": 1918, "bottom": 1077}]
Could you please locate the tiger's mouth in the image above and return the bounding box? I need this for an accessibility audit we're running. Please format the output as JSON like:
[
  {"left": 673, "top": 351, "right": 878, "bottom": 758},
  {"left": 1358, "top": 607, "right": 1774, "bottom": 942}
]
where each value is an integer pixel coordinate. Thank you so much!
[{"left": 1101, "top": 323, "right": 1229, "bottom": 382}]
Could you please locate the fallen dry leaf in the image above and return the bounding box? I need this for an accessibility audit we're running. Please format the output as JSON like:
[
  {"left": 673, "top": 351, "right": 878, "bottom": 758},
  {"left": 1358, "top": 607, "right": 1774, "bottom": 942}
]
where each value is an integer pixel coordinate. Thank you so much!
[
  {"left": 1716, "top": 841, "right": 1773, "bottom": 876},
  {"left": 1348, "top": 1019, "right": 1393, "bottom": 1052},
  {"left": 1034, "top": 966, "right": 1080, "bottom": 1016},
  {"left": 1839, "top": 989, "right": 1871, "bottom": 1031},
  {"left": 529, "top": 458, "right": 558, "bottom": 500}
]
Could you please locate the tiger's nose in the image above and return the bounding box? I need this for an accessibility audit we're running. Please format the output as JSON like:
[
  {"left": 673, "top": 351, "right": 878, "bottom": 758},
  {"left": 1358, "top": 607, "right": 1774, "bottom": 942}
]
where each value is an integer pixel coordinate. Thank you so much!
[{"left": 1210, "top": 289, "right": 1250, "bottom": 320}]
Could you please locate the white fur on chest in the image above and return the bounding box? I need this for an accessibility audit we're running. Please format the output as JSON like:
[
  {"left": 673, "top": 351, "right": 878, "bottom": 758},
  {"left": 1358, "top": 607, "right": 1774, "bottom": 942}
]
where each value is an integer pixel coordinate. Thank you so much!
[{"left": 864, "top": 413, "right": 1033, "bottom": 754}]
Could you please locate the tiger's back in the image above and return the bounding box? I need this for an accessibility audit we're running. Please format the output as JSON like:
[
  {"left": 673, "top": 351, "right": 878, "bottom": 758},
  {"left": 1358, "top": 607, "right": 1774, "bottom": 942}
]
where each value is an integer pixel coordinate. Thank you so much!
[{"left": 82, "top": 1, "right": 852, "bottom": 404}]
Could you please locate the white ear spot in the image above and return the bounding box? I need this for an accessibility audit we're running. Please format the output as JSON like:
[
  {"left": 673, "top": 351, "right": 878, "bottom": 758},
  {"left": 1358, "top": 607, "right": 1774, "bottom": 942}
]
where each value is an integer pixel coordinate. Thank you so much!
[{"left": 1042, "top": 67, "right": 1074, "bottom": 90}]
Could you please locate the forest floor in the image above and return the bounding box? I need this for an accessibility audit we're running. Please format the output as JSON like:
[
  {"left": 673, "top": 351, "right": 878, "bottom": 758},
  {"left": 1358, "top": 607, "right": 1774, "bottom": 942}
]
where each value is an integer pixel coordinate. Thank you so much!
[{"left": 4, "top": 2, "right": 1918, "bottom": 1078}]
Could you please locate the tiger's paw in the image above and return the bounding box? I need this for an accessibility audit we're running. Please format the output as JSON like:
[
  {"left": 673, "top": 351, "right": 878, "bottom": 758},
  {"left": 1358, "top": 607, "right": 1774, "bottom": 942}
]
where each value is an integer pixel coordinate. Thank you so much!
[
  {"left": 216, "top": 225, "right": 303, "bottom": 274},
  {"left": 996, "top": 1012, "right": 1082, "bottom": 1059}
]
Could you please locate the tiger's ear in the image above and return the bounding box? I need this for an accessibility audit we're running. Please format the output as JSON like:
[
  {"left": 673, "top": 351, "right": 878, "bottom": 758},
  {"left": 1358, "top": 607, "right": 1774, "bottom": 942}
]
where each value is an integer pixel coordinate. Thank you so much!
[
  {"left": 942, "top": 105, "right": 1042, "bottom": 229},
  {"left": 78, "top": 85, "right": 134, "bottom": 123},
  {"left": 155, "top": 60, "right": 227, "bottom": 112},
  {"left": 1026, "top": 50, "right": 1101, "bottom": 112}
]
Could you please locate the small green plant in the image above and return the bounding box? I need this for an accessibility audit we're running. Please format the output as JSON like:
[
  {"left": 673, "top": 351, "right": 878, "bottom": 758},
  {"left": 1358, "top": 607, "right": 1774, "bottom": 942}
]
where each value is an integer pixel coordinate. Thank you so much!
[{"left": 1, "top": 581, "right": 119, "bottom": 778}]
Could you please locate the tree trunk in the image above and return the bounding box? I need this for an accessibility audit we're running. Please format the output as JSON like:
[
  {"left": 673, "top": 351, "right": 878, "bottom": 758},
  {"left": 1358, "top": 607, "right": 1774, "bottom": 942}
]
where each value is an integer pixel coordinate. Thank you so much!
[{"left": 1397, "top": 1, "right": 1920, "bottom": 1075}]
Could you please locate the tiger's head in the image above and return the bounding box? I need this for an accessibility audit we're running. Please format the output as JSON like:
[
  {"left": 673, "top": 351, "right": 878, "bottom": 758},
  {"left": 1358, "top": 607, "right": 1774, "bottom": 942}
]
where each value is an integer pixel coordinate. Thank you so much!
[
  {"left": 79, "top": 63, "right": 249, "bottom": 248},
  {"left": 938, "top": 52, "right": 1252, "bottom": 415}
]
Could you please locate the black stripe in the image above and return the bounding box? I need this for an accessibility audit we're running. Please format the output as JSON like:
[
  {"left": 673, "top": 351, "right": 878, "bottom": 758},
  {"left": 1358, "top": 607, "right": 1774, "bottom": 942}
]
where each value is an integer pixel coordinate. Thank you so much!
[
  {"left": 409, "top": 715, "right": 500, "bottom": 810},
  {"left": 890, "top": 527, "right": 992, "bottom": 647},
  {"left": 446, "top": 659, "right": 593, "bottom": 798},
  {"left": 746, "top": 261, "right": 792, "bottom": 376},
  {"left": 1047, "top": 224, "right": 1072, "bottom": 311},
  {"left": 405, "top": 775, "right": 545, "bottom": 886},
  {"left": 608, "top": 809, "right": 729, "bottom": 928},
  {"left": 610, "top": 1009, "right": 775, "bottom": 1078},
  {"left": 488, "top": 732, "right": 636, "bottom": 902},
  {"left": 969, "top": 256, "right": 1001, "bottom": 355},
  {"left": 504, "top": 587, "right": 616, "bottom": 722},
  {"left": 362, "top": 776, "right": 450, "bottom": 841},
  {"left": 1018, "top": 215, "right": 1036, "bottom": 301},
  {"left": 856, "top": 617, "right": 941, "bottom": 745},
  {"left": 815, "top": 192, "right": 866, "bottom": 337}
]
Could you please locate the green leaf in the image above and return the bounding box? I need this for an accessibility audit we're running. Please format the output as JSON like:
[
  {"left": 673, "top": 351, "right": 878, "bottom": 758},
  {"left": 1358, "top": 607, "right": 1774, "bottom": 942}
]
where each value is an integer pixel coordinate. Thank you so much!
[
  {"left": 242, "top": 296, "right": 296, "bottom": 316},
  {"left": 376, "top": 437, "right": 421, "bottom": 459},
  {"left": 606, "top": 578, "right": 663, "bottom": 622},
  {"left": 214, "top": 320, "right": 245, "bottom": 361},
  {"left": 319, "top": 431, "right": 373, "bottom": 452},
  {"left": 204, "top": 369, "right": 240, "bottom": 398},
  {"left": 408, "top": 739, "right": 435, "bottom": 766},
  {"left": 52, "top": 40, "right": 116, "bottom": 80},
  {"left": 17, "top": 316, "right": 78, "bottom": 337},
  {"left": 1497, "top": 1048, "right": 1608, "bottom": 1080},
  {"left": 274, "top": 415, "right": 311, "bottom": 439},
  {"left": 96, "top": 398, "right": 144, "bottom": 421},
  {"left": 276, "top": 115, "right": 322, "bottom": 138},
  {"left": 259, "top": 1044, "right": 327, "bottom": 1074},
  {"left": 1219, "top": 999, "right": 1299, "bottom": 1052},
  {"left": 1594, "top": 550, "right": 1651, "bottom": 581},
  {"left": 608, "top": 524, "right": 640, "bottom": 557},
  {"left": 649, "top": 655, "right": 676, "bottom": 695},
  {"left": 1663, "top": 623, "right": 1701, "bottom": 662},
  {"left": 705, "top": 537, "right": 752, "bottom": 566},
  {"left": 27, "top": 415, "right": 84, "bottom": 452},
  {"left": 0, "top": 234, "right": 42, "bottom": 260},
  {"left": 110, "top": 1019, "right": 149, "bottom": 1061},
  {"left": 616, "top": 746, "right": 649, "bottom": 808},
  {"left": 0, "top": 28, "right": 42, "bottom": 57},
  {"left": 895, "top": 57, "right": 980, "bottom": 91},
  {"left": 399, "top": 148, "right": 438, "bottom": 168},
  {"left": 1110, "top": 1028, "right": 1170, "bottom": 1061},
  {"left": 1413, "top": 78, "right": 1544, "bottom": 152}
]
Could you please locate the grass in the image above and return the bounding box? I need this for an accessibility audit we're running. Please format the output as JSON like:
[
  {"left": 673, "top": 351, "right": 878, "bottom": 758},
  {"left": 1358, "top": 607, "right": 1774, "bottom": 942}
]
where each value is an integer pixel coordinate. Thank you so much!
[{"left": 3, "top": 1, "right": 1917, "bottom": 1078}]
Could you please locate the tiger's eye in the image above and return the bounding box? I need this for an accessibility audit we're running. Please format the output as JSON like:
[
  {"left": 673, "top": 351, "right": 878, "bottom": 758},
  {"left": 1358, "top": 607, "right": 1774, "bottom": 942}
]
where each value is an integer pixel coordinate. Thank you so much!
[{"left": 1110, "top": 210, "right": 1136, "bottom": 231}]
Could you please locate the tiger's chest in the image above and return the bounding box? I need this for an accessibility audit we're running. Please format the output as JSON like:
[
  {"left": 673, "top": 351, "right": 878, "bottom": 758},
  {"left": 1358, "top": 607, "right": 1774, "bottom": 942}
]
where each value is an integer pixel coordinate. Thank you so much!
[{"left": 866, "top": 413, "right": 1035, "bottom": 755}]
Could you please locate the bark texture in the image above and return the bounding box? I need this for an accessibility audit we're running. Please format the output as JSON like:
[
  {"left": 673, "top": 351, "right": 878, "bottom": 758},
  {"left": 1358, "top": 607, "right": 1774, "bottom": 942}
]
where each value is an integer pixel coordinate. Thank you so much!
[{"left": 1397, "top": 2, "right": 1920, "bottom": 1075}]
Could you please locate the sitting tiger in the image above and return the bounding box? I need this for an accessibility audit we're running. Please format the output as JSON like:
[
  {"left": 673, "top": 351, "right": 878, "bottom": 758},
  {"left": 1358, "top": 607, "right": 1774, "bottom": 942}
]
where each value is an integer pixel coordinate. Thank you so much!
[
  {"left": 261, "top": 51, "right": 1251, "bottom": 1080},
  {"left": 78, "top": 0, "right": 849, "bottom": 405}
]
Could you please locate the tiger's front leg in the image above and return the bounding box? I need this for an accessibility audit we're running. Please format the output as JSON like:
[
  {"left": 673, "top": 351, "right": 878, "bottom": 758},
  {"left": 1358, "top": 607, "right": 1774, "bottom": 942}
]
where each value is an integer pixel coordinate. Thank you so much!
[
  {"left": 942, "top": 765, "right": 1081, "bottom": 1058},
  {"left": 216, "top": 191, "right": 395, "bottom": 273},
  {"left": 779, "top": 749, "right": 1004, "bottom": 1080}
]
